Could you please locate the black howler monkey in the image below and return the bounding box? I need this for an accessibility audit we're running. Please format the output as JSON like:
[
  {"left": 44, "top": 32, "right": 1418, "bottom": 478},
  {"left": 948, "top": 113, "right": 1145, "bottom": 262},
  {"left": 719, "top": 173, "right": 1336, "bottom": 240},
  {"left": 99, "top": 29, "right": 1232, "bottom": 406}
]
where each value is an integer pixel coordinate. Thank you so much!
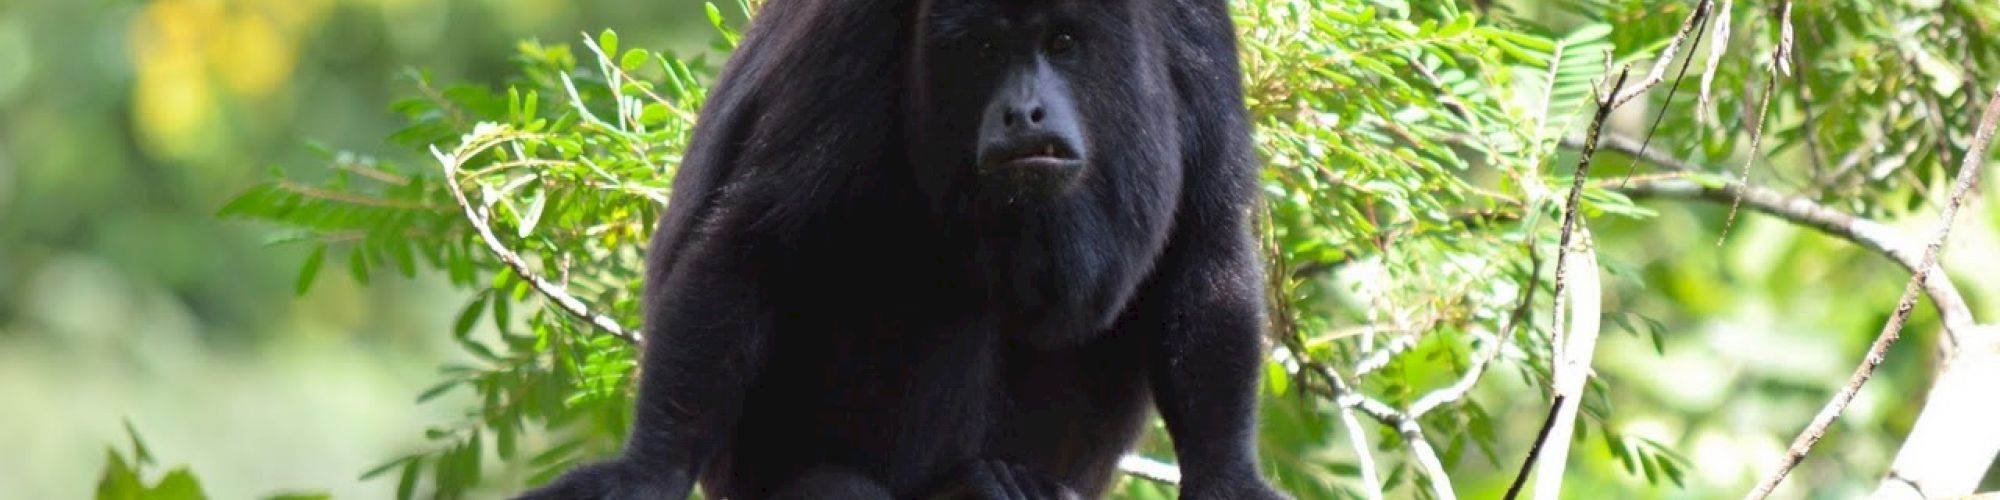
[{"left": 518, "top": 0, "right": 1284, "bottom": 498}]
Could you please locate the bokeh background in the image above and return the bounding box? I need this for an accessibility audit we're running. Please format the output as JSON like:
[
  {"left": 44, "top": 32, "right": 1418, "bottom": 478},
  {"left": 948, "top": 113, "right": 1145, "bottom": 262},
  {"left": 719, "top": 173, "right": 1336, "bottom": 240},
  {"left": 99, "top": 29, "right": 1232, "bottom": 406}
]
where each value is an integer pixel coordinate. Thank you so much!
[
  {"left": 3, "top": 0, "right": 1999, "bottom": 499},
  {"left": 0, "top": 1, "right": 720, "bottom": 497}
]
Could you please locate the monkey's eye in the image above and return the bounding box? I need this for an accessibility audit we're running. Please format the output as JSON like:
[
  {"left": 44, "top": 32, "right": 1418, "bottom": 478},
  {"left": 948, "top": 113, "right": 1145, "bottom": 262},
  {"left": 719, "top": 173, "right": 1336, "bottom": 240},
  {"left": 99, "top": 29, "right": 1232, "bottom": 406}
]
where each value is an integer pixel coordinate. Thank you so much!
[
  {"left": 1046, "top": 32, "right": 1076, "bottom": 55},
  {"left": 977, "top": 42, "right": 996, "bottom": 60}
]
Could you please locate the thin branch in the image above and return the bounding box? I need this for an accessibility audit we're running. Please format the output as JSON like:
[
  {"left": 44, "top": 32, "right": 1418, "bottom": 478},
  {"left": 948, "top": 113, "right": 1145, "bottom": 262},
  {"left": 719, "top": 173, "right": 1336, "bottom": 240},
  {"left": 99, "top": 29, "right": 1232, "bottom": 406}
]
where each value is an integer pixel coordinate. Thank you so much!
[
  {"left": 433, "top": 144, "right": 641, "bottom": 344},
  {"left": 1399, "top": 420, "right": 1458, "bottom": 500},
  {"left": 1115, "top": 456, "right": 1181, "bottom": 485},
  {"left": 1353, "top": 335, "right": 1417, "bottom": 378},
  {"left": 1786, "top": 11, "right": 1826, "bottom": 186},
  {"left": 1300, "top": 349, "right": 1457, "bottom": 499},
  {"left": 1615, "top": 0, "right": 1714, "bottom": 188},
  {"left": 331, "top": 159, "right": 412, "bottom": 186},
  {"left": 1743, "top": 85, "right": 2000, "bottom": 500},
  {"left": 1609, "top": 0, "right": 1715, "bottom": 109},
  {"left": 1409, "top": 243, "right": 1544, "bottom": 418},
  {"left": 1336, "top": 406, "right": 1384, "bottom": 500},
  {"left": 1298, "top": 353, "right": 1407, "bottom": 426},
  {"left": 1719, "top": 75, "right": 1780, "bottom": 243}
]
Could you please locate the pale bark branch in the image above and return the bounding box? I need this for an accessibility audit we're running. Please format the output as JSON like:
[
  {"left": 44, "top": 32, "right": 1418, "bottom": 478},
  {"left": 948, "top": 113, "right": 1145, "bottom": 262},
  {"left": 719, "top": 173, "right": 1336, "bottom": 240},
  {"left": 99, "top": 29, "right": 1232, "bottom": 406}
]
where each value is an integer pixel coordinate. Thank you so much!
[
  {"left": 1399, "top": 421, "right": 1458, "bottom": 500},
  {"left": 1600, "top": 137, "right": 1977, "bottom": 338},
  {"left": 1114, "top": 455, "right": 1182, "bottom": 485},
  {"left": 1410, "top": 242, "right": 1544, "bottom": 419},
  {"left": 1872, "top": 327, "right": 2000, "bottom": 500},
  {"left": 1533, "top": 238, "right": 1602, "bottom": 500},
  {"left": 1503, "top": 66, "right": 1628, "bottom": 500},
  {"left": 1742, "top": 85, "right": 2000, "bottom": 500},
  {"left": 1337, "top": 406, "right": 1385, "bottom": 500},
  {"left": 1619, "top": 179, "right": 1976, "bottom": 336}
]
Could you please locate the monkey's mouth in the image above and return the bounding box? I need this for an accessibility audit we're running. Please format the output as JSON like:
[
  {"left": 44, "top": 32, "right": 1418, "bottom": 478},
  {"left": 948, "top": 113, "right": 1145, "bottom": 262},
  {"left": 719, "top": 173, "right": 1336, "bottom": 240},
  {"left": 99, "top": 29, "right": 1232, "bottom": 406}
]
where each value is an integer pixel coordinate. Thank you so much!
[{"left": 977, "top": 139, "right": 1084, "bottom": 174}]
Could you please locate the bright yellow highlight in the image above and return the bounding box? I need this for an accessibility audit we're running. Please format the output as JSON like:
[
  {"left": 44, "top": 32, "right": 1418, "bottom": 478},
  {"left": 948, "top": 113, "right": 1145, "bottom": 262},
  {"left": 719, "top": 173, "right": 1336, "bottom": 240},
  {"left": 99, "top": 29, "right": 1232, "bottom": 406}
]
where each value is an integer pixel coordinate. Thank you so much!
[{"left": 126, "top": 0, "right": 331, "bottom": 160}]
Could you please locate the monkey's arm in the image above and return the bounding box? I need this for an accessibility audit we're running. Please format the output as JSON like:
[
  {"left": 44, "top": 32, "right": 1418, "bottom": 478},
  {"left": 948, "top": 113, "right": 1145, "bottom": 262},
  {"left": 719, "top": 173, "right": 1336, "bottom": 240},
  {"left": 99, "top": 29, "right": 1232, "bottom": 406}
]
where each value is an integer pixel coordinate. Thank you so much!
[
  {"left": 512, "top": 197, "right": 777, "bottom": 500},
  {"left": 1141, "top": 2, "right": 1288, "bottom": 498}
]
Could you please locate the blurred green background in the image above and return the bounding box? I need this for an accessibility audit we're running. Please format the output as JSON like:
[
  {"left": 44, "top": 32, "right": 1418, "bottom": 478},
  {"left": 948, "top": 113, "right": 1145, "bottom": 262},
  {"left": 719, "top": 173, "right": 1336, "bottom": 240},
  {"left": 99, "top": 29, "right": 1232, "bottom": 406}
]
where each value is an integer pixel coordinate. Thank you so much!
[
  {"left": 4, "top": 0, "right": 2000, "bottom": 499},
  {"left": 0, "top": 1, "right": 722, "bottom": 497}
]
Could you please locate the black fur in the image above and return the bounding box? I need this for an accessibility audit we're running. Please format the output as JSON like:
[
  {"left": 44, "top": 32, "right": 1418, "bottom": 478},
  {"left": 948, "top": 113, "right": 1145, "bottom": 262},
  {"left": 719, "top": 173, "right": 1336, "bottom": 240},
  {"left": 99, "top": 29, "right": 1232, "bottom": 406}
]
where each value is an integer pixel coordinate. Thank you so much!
[{"left": 516, "top": 0, "right": 1283, "bottom": 498}]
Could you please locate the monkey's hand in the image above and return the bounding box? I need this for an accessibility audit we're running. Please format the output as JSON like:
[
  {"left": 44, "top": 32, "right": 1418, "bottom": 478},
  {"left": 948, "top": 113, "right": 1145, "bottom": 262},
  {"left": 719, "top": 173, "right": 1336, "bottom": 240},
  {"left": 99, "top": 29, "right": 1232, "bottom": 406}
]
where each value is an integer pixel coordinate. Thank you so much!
[
  {"left": 924, "top": 459, "right": 1081, "bottom": 500},
  {"left": 1181, "top": 476, "right": 1292, "bottom": 500},
  {"left": 512, "top": 459, "right": 693, "bottom": 500}
]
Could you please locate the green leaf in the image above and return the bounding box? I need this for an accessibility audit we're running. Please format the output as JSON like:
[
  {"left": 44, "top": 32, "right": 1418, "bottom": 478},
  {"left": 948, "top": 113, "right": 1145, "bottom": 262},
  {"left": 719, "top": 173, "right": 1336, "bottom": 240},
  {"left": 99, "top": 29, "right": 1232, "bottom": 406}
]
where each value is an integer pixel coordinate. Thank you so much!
[
  {"left": 455, "top": 292, "right": 490, "bottom": 339},
  {"left": 620, "top": 49, "right": 650, "bottom": 73},
  {"left": 493, "top": 291, "right": 514, "bottom": 333},
  {"left": 1264, "top": 360, "right": 1289, "bottom": 396},
  {"left": 147, "top": 468, "right": 207, "bottom": 500},
  {"left": 262, "top": 494, "right": 332, "bottom": 500},
  {"left": 348, "top": 248, "right": 371, "bottom": 286},
  {"left": 395, "top": 458, "right": 422, "bottom": 500},
  {"left": 705, "top": 3, "right": 725, "bottom": 31},
  {"left": 295, "top": 245, "right": 327, "bottom": 296},
  {"left": 597, "top": 30, "right": 619, "bottom": 59},
  {"left": 360, "top": 455, "right": 414, "bottom": 481},
  {"left": 417, "top": 379, "right": 462, "bottom": 403},
  {"left": 95, "top": 448, "right": 143, "bottom": 500}
]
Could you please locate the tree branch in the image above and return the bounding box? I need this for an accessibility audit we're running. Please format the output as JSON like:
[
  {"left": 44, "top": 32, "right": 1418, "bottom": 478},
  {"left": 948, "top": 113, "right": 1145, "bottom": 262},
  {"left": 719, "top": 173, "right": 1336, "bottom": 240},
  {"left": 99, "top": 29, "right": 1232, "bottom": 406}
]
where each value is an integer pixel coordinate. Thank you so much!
[
  {"left": 1410, "top": 243, "right": 1544, "bottom": 419},
  {"left": 1872, "top": 326, "right": 2000, "bottom": 499},
  {"left": 1503, "top": 67, "right": 1627, "bottom": 500},
  {"left": 1337, "top": 406, "right": 1384, "bottom": 500},
  {"left": 1597, "top": 136, "right": 1976, "bottom": 338},
  {"left": 1115, "top": 455, "right": 1182, "bottom": 485},
  {"left": 1742, "top": 85, "right": 2000, "bottom": 500},
  {"left": 1399, "top": 420, "right": 1458, "bottom": 500},
  {"left": 1609, "top": 0, "right": 1715, "bottom": 109},
  {"left": 432, "top": 143, "right": 641, "bottom": 344}
]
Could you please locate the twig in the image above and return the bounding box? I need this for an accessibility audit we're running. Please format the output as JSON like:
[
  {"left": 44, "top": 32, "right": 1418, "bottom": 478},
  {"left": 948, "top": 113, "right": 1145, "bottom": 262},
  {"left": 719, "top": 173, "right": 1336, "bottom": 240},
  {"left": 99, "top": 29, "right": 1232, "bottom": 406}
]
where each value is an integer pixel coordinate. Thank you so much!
[
  {"left": 1719, "top": 75, "right": 1780, "bottom": 244},
  {"left": 1409, "top": 244, "right": 1544, "bottom": 418},
  {"left": 1302, "top": 351, "right": 1457, "bottom": 499},
  {"left": 1502, "top": 66, "right": 1629, "bottom": 500},
  {"left": 1743, "top": 85, "right": 2000, "bottom": 500},
  {"left": 1399, "top": 421, "right": 1457, "bottom": 500},
  {"left": 1609, "top": 0, "right": 1715, "bottom": 109},
  {"left": 1336, "top": 406, "right": 1384, "bottom": 500},
  {"left": 1115, "top": 455, "right": 1181, "bottom": 485},
  {"left": 1616, "top": 0, "right": 1715, "bottom": 188},
  {"left": 1353, "top": 335, "right": 1417, "bottom": 377},
  {"left": 1785, "top": 7, "right": 1826, "bottom": 187},
  {"left": 432, "top": 143, "right": 641, "bottom": 344}
]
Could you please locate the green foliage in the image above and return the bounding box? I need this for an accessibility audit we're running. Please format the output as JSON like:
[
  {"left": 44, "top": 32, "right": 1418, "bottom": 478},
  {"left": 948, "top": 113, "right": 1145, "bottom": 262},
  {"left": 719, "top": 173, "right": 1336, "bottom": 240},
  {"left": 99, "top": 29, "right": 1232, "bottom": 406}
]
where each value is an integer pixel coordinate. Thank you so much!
[
  {"left": 215, "top": 0, "right": 1998, "bottom": 497},
  {"left": 94, "top": 422, "right": 330, "bottom": 500},
  {"left": 221, "top": 6, "right": 726, "bottom": 496}
]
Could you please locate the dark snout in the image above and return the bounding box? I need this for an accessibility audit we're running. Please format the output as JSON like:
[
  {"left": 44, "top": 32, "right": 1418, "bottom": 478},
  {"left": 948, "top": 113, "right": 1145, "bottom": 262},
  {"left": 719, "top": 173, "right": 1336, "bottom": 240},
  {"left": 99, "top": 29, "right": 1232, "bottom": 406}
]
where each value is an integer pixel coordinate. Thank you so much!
[{"left": 975, "top": 59, "right": 1088, "bottom": 197}]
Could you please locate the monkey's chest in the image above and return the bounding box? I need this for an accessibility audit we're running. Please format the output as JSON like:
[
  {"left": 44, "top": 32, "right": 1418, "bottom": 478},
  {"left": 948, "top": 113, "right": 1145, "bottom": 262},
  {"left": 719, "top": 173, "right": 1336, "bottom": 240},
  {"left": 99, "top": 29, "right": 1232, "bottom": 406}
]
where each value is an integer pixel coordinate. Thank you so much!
[{"left": 729, "top": 312, "right": 1005, "bottom": 485}]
